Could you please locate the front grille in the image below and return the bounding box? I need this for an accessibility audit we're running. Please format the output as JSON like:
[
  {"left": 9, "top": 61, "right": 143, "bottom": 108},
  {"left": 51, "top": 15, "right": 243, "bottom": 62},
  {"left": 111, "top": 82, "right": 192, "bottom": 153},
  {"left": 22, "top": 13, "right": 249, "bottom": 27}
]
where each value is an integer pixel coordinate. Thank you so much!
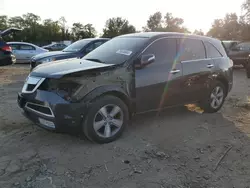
[{"left": 25, "top": 102, "right": 54, "bottom": 117}]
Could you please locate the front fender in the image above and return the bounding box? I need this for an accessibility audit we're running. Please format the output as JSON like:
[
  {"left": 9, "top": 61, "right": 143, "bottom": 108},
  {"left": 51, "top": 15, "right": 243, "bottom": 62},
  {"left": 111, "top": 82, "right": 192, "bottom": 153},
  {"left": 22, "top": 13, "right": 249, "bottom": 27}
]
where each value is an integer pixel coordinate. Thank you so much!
[{"left": 82, "top": 85, "right": 129, "bottom": 103}]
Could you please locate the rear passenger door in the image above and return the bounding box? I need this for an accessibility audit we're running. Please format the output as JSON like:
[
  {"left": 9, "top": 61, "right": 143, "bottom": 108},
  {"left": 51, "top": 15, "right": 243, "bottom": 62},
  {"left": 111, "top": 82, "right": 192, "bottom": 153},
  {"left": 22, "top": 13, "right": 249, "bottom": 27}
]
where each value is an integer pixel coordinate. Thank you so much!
[
  {"left": 178, "top": 38, "right": 215, "bottom": 102},
  {"left": 135, "top": 38, "right": 184, "bottom": 112}
]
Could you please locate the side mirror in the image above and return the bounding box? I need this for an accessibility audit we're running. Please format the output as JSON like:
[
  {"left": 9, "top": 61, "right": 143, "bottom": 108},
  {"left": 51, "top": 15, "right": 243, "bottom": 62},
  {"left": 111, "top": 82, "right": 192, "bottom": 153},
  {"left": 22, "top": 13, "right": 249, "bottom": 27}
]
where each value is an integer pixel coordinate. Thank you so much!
[{"left": 135, "top": 54, "right": 155, "bottom": 69}]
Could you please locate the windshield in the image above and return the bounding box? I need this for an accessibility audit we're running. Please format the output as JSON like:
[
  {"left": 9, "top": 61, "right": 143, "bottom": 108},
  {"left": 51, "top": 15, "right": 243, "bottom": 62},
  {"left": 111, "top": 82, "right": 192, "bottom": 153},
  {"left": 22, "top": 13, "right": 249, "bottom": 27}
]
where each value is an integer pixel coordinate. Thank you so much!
[
  {"left": 63, "top": 40, "right": 91, "bottom": 52},
  {"left": 83, "top": 37, "right": 148, "bottom": 65}
]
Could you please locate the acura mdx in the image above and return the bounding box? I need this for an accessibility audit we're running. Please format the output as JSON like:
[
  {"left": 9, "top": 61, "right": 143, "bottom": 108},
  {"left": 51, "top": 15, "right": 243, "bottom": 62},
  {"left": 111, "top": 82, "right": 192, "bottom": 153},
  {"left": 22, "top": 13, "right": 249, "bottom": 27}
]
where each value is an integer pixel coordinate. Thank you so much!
[{"left": 18, "top": 32, "right": 233, "bottom": 143}]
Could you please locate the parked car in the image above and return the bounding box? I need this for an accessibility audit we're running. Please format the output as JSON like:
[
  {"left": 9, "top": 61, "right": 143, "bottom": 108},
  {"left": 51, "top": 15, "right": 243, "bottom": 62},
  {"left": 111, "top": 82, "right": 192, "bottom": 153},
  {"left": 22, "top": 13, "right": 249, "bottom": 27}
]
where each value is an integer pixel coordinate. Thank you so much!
[
  {"left": 17, "top": 32, "right": 233, "bottom": 143},
  {"left": 226, "top": 41, "right": 250, "bottom": 67},
  {"left": 42, "top": 43, "right": 67, "bottom": 51},
  {"left": 7, "top": 42, "right": 49, "bottom": 64},
  {"left": 0, "top": 28, "right": 21, "bottom": 66},
  {"left": 30, "top": 38, "right": 109, "bottom": 70}
]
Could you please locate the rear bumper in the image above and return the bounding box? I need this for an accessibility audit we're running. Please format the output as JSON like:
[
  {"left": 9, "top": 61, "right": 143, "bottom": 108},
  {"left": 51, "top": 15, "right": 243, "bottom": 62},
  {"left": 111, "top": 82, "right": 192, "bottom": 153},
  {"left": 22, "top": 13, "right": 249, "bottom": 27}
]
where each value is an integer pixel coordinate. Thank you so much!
[
  {"left": 0, "top": 54, "right": 16, "bottom": 66},
  {"left": 17, "top": 90, "right": 87, "bottom": 131}
]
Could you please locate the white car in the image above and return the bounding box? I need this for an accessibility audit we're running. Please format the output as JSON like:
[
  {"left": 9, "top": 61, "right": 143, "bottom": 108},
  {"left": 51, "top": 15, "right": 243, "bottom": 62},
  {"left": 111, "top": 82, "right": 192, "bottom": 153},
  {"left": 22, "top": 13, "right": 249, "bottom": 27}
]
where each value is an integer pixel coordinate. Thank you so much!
[{"left": 7, "top": 42, "right": 49, "bottom": 63}]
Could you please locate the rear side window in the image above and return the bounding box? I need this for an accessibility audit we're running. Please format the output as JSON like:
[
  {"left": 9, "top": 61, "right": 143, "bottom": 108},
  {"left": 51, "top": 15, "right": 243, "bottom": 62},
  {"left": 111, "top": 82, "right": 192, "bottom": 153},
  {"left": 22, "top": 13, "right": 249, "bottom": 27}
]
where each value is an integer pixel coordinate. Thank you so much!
[
  {"left": 204, "top": 41, "right": 222, "bottom": 58},
  {"left": 179, "top": 38, "right": 205, "bottom": 61}
]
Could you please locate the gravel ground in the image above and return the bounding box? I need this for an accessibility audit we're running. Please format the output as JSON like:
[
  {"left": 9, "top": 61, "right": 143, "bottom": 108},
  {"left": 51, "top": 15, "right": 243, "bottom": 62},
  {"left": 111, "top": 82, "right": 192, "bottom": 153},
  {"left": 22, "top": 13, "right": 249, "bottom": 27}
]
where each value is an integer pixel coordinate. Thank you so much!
[{"left": 0, "top": 65, "right": 250, "bottom": 188}]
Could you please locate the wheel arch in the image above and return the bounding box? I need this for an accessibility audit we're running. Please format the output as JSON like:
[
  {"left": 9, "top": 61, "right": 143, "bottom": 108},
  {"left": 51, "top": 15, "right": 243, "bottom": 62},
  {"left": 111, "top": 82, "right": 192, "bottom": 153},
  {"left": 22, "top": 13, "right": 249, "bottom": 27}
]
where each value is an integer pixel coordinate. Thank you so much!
[
  {"left": 215, "top": 76, "right": 229, "bottom": 96},
  {"left": 82, "top": 85, "right": 134, "bottom": 118}
]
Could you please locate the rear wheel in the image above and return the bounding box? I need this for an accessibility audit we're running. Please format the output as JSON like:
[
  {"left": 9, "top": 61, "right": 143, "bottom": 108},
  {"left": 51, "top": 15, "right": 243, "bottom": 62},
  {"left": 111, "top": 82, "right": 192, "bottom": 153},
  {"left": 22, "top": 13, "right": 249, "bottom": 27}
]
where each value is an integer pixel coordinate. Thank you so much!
[
  {"left": 200, "top": 81, "right": 226, "bottom": 113},
  {"left": 83, "top": 95, "right": 129, "bottom": 144}
]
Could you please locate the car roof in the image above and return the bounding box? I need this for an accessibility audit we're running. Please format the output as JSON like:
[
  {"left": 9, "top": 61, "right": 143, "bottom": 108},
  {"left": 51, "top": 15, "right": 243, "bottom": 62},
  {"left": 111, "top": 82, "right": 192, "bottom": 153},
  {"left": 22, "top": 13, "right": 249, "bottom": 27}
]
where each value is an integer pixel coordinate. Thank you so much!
[
  {"left": 7, "top": 41, "right": 36, "bottom": 45},
  {"left": 118, "top": 32, "right": 227, "bottom": 57},
  {"left": 222, "top": 40, "right": 239, "bottom": 43},
  {"left": 77, "top": 38, "right": 110, "bottom": 42},
  {"left": 118, "top": 32, "right": 219, "bottom": 42},
  {"left": 7, "top": 41, "right": 40, "bottom": 47}
]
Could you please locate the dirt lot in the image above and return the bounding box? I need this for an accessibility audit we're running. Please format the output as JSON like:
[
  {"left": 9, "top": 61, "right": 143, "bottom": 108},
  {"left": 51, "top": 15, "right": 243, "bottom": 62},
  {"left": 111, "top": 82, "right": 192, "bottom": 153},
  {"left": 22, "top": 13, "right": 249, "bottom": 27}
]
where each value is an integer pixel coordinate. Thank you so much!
[{"left": 0, "top": 65, "right": 250, "bottom": 188}]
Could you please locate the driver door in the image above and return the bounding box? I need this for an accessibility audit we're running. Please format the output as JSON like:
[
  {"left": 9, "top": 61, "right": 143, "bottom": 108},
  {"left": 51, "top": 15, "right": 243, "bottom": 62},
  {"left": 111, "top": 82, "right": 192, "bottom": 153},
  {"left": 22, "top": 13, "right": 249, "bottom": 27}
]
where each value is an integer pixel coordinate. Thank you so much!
[{"left": 135, "top": 38, "right": 184, "bottom": 113}]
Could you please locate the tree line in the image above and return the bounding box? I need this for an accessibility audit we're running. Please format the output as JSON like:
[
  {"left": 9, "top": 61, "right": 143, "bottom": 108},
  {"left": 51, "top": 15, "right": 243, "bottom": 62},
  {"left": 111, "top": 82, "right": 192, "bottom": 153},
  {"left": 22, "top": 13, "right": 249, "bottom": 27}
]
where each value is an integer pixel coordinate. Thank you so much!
[{"left": 1, "top": 0, "right": 250, "bottom": 45}]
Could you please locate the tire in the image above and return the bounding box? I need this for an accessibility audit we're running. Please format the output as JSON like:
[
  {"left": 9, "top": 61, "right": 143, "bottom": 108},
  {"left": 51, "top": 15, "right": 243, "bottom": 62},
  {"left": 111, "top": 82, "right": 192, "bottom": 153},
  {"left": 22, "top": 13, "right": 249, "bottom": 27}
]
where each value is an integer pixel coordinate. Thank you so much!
[
  {"left": 200, "top": 81, "right": 226, "bottom": 113},
  {"left": 83, "top": 95, "right": 129, "bottom": 144}
]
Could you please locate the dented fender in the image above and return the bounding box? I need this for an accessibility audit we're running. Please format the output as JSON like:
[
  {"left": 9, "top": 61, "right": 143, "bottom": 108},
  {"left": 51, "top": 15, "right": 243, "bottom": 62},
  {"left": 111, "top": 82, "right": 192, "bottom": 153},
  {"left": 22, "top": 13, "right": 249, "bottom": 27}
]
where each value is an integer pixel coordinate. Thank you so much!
[{"left": 82, "top": 85, "right": 130, "bottom": 103}]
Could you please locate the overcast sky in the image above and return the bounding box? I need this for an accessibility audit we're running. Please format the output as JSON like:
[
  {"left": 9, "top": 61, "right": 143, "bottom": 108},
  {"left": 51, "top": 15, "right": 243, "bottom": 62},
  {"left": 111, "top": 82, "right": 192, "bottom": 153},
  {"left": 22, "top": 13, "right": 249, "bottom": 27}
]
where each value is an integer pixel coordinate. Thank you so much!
[{"left": 0, "top": 0, "right": 245, "bottom": 34}]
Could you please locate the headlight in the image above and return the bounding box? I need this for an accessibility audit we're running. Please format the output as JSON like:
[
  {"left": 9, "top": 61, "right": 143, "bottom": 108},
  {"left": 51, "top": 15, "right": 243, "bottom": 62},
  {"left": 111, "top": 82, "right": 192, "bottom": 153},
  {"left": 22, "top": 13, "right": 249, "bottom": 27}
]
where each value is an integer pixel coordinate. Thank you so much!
[
  {"left": 39, "top": 78, "right": 83, "bottom": 102},
  {"left": 41, "top": 57, "right": 56, "bottom": 63}
]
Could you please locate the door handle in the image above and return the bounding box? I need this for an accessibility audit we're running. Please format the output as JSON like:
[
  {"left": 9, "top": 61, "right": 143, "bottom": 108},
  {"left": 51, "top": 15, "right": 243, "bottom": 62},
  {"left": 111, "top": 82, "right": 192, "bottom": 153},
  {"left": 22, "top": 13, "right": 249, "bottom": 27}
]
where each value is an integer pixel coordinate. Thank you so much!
[
  {"left": 170, "top": 69, "right": 180, "bottom": 74},
  {"left": 207, "top": 64, "right": 214, "bottom": 68}
]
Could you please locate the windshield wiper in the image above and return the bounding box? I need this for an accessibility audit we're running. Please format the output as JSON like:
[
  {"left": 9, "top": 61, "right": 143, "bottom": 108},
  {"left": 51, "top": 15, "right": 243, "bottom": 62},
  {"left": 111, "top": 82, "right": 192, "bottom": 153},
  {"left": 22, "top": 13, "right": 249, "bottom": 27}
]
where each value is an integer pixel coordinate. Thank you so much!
[{"left": 85, "top": 58, "right": 105, "bottom": 64}]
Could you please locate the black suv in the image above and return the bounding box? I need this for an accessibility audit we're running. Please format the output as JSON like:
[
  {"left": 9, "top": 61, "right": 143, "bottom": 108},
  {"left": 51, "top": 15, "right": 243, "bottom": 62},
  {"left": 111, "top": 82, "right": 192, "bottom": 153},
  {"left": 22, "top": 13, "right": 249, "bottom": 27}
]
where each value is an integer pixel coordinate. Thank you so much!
[
  {"left": 18, "top": 32, "right": 233, "bottom": 143},
  {"left": 0, "top": 28, "right": 21, "bottom": 66}
]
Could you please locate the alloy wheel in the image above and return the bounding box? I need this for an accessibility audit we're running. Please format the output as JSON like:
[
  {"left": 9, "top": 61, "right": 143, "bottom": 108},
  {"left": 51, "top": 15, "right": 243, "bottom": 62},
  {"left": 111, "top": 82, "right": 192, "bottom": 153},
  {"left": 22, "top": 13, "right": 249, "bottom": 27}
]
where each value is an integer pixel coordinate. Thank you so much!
[
  {"left": 210, "top": 86, "right": 224, "bottom": 109},
  {"left": 93, "top": 104, "right": 124, "bottom": 138}
]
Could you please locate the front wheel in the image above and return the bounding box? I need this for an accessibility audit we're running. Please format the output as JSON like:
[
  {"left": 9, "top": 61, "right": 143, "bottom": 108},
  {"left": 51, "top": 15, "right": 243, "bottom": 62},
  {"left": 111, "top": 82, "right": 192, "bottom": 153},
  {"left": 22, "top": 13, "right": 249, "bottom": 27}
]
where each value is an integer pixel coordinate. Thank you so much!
[
  {"left": 83, "top": 95, "right": 129, "bottom": 144},
  {"left": 200, "top": 81, "right": 226, "bottom": 113}
]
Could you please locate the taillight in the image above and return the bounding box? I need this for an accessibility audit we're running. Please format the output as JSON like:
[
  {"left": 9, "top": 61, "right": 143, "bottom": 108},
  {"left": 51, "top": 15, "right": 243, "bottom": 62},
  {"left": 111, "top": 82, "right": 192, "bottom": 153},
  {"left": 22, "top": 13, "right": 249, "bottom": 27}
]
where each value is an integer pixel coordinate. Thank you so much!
[
  {"left": 1, "top": 45, "right": 12, "bottom": 52},
  {"left": 229, "top": 59, "right": 234, "bottom": 67}
]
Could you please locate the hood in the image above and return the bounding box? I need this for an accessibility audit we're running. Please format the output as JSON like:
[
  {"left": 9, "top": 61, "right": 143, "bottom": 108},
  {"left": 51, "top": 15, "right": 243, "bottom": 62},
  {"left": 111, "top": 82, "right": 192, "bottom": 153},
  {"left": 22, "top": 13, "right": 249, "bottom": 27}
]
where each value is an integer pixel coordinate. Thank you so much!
[
  {"left": 32, "top": 51, "right": 74, "bottom": 60},
  {"left": 30, "top": 58, "right": 115, "bottom": 78}
]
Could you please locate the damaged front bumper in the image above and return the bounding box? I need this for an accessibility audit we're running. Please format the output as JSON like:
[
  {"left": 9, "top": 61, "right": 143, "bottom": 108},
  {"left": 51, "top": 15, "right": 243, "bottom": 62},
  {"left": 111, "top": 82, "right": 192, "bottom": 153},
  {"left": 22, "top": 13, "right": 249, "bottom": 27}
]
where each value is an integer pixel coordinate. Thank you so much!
[{"left": 17, "top": 90, "right": 87, "bottom": 131}]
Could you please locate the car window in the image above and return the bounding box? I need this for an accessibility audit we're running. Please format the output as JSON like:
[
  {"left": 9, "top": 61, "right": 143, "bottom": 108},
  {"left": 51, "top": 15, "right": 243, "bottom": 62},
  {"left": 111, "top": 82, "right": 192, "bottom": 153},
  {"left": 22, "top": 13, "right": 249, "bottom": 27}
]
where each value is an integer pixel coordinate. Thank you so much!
[
  {"left": 204, "top": 41, "right": 222, "bottom": 58},
  {"left": 9, "top": 44, "right": 20, "bottom": 50},
  {"left": 85, "top": 41, "right": 104, "bottom": 53},
  {"left": 85, "top": 43, "right": 95, "bottom": 53},
  {"left": 94, "top": 41, "right": 104, "bottom": 48},
  {"left": 20, "top": 44, "right": 35, "bottom": 50},
  {"left": 63, "top": 40, "right": 91, "bottom": 52},
  {"left": 179, "top": 38, "right": 205, "bottom": 61},
  {"left": 51, "top": 44, "right": 58, "bottom": 47},
  {"left": 235, "top": 42, "right": 250, "bottom": 51},
  {"left": 142, "top": 38, "right": 177, "bottom": 65}
]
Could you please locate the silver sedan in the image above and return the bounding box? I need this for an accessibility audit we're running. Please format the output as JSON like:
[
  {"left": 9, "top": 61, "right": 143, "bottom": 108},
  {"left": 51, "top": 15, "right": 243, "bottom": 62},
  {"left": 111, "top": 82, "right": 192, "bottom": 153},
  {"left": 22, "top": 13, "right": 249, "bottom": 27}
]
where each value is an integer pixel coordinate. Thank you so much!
[{"left": 7, "top": 42, "right": 49, "bottom": 63}]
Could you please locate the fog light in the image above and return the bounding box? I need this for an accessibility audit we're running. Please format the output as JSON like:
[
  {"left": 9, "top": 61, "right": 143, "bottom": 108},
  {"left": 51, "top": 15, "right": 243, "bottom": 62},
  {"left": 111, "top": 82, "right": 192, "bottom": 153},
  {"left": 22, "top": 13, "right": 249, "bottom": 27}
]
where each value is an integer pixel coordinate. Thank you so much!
[{"left": 38, "top": 118, "right": 55, "bottom": 129}]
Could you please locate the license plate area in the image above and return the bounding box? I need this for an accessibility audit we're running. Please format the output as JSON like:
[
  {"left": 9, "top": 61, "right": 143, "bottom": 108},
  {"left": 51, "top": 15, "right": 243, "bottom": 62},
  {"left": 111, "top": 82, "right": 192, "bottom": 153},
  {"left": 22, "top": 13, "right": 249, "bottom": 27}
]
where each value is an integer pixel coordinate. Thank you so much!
[{"left": 38, "top": 118, "right": 55, "bottom": 129}]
